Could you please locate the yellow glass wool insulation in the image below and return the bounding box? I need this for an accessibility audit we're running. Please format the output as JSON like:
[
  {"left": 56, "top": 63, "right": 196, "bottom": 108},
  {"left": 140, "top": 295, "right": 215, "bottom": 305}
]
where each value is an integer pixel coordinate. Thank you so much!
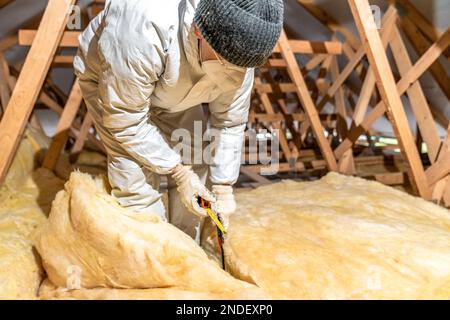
[
  {"left": 35, "top": 172, "right": 266, "bottom": 299},
  {"left": 0, "top": 129, "right": 65, "bottom": 299},
  {"left": 38, "top": 279, "right": 258, "bottom": 300},
  {"left": 225, "top": 173, "right": 450, "bottom": 299}
]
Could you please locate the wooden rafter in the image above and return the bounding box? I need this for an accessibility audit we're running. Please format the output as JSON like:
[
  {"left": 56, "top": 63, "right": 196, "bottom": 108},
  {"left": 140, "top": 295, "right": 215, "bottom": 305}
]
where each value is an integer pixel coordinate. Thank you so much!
[
  {"left": 42, "top": 80, "right": 83, "bottom": 170},
  {"left": 278, "top": 30, "right": 338, "bottom": 171},
  {"left": 334, "top": 28, "right": 450, "bottom": 160},
  {"left": 0, "top": 0, "right": 77, "bottom": 186},
  {"left": 348, "top": 0, "right": 431, "bottom": 199}
]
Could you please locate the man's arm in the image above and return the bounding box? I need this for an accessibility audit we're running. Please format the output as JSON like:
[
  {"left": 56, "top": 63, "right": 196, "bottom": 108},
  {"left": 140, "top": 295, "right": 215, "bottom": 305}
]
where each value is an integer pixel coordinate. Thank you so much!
[
  {"left": 208, "top": 68, "right": 254, "bottom": 185},
  {"left": 97, "top": 21, "right": 181, "bottom": 175}
]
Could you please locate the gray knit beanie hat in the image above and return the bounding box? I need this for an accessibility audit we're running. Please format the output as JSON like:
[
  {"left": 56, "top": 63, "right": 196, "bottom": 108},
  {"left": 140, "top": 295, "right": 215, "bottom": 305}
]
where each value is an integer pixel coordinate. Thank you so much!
[{"left": 194, "top": 0, "right": 284, "bottom": 68}]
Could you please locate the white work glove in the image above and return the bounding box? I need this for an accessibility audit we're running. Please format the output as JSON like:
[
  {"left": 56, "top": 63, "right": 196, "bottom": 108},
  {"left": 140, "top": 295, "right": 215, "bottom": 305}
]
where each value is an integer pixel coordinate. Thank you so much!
[
  {"left": 171, "top": 165, "right": 216, "bottom": 218},
  {"left": 212, "top": 185, "right": 236, "bottom": 230}
]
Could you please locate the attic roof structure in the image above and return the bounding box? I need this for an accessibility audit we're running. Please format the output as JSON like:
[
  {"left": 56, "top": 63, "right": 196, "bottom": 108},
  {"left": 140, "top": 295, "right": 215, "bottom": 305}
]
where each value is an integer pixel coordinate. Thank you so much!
[{"left": 0, "top": 0, "right": 448, "bottom": 206}]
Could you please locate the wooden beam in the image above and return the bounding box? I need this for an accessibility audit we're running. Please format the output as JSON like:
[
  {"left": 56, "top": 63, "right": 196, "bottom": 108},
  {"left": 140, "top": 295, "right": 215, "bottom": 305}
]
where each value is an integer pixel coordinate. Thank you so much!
[
  {"left": 426, "top": 152, "right": 450, "bottom": 186},
  {"left": 390, "top": 24, "right": 441, "bottom": 163},
  {"left": 254, "top": 77, "right": 293, "bottom": 162},
  {"left": 430, "top": 124, "right": 450, "bottom": 201},
  {"left": 0, "top": 0, "right": 77, "bottom": 186},
  {"left": 71, "top": 113, "right": 93, "bottom": 155},
  {"left": 330, "top": 55, "right": 355, "bottom": 175},
  {"left": 348, "top": 0, "right": 430, "bottom": 199},
  {"left": 334, "top": 28, "right": 450, "bottom": 159},
  {"left": 52, "top": 55, "right": 75, "bottom": 68},
  {"left": 278, "top": 30, "right": 338, "bottom": 171},
  {"left": 20, "top": 29, "right": 343, "bottom": 56},
  {"left": 19, "top": 29, "right": 80, "bottom": 47},
  {"left": 0, "top": 35, "right": 18, "bottom": 52},
  {"left": 273, "top": 40, "right": 343, "bottom": 55},
  {"left": 42, "top": 80, "right": 83, "bottom": 170},
  {"left": 316, "top": 6, "right": 397, "bottom": 112}
]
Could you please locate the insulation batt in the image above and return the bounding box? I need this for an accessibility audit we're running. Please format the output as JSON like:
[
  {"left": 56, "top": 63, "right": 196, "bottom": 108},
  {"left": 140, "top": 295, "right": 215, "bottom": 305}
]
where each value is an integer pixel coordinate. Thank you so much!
[
  {"left": 35, "top": 172, "right": 266, "bottom": 299},
  {"left": 0, "top": 130, "right": 64, "bottom": 299},
  {"left": 225, "top": 173, "right": 450, "bottom": 299}
]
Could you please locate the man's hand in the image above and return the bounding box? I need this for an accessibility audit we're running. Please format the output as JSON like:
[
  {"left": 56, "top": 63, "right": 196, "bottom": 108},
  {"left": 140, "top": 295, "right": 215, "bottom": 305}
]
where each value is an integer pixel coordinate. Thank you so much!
[
  {"left": 212, "top": 185, "right": 236, "bottom": 230},
  {"left": 171, "top": 165, "right": 216, "bottom": 217}
]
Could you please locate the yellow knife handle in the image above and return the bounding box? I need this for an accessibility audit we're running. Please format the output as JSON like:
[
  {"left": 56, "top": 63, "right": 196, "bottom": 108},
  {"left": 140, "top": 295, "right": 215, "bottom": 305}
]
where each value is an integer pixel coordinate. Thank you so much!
[{"left": 206, "top": 208, "right": 227, "bottom": 235}]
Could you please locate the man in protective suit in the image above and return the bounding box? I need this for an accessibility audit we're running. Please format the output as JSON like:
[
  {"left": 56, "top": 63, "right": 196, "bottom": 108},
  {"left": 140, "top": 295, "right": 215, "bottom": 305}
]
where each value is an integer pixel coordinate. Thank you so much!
[{"left": 74, "top": 0, "right": 284, "bottom": 242}]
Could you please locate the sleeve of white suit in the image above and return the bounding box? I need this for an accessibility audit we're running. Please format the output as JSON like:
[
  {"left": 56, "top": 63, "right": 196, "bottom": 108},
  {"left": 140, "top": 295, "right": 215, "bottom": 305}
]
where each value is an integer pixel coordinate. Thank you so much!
[
  {"left": 96, "top": 21, "right": 181, "bottom": 175},
  {"left": 208, "top": 68, "right": 255, "bottom": 185}
]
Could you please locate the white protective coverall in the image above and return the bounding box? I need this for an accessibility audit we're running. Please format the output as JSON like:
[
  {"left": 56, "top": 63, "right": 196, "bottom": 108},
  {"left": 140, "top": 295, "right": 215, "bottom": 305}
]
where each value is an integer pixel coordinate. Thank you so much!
[{"left": 74, "top": 0, "right": 254, "bottom": 241}]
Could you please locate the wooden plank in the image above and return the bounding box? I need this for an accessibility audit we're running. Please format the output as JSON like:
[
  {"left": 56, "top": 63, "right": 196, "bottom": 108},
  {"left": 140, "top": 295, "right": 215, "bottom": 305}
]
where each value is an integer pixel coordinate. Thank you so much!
[
  {"left": 71, "top": 113, "right": 93, "bottom": 155},
  {"left": 254, "top": 77, "right": 293, "bottom": 162},
  {"left": 352, "top": 66, "right": 376, "bottom": 125},
  {"left": 273, "top": 40, "right": 343, "bottom": 55},
  {"left": 304, "top": 54, "right": 327, "bottom": 72},
  {"left": 19, "top": 29, "right": 80, "bottom": 47},
  {"left": 0, "top": 0, "right": 77, "bottom": 186},
  {"left": 278, "top": 30, "right": 338, "bottom": 171},
  {"left": 425, "top": 152, "right": 450, "bottom": 186},
  {"left": 316, "top": 7, "right": 397, "bottom": 112},
  {"left": 334, "top": 28, "right": 450, "bottom": 159},
  {"left": 430, "top": 124, "right": 450, "bottom": 201},
  {"left": 0, "top": 35, "right": 18, "bottom": 52},
  {"left": 20, "top": 29, "right": 343, "bottom": 56},
  {"left": 42, "top": 80, "right": 83, "bottom": 170},
  {"left": 52, "top": 55, "right": 75, "bottom": 68},
  {"left": 331, "top": 55, "right": 355, "bottom": 175},
  {"left": 348, "top": 0, "right": 430, "bottom": 199},
  {"left": 390, "top": 25, "right": 441, "bottom": 163}
]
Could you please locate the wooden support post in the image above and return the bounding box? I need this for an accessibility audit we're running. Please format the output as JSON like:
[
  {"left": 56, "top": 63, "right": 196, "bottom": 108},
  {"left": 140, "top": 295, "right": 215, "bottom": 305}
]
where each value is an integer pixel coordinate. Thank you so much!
[
  {"left": 348, "top": 0, "right": 430, "bottom": 199},
  {"left": 278, "top": 30, "right": 338, "bottom": 171},
  {"left": 0, "top": 0, "right": 77, "bottom": 186},
  {"left": 42, "top": 80, "right": 83, "bottom": 170}
]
